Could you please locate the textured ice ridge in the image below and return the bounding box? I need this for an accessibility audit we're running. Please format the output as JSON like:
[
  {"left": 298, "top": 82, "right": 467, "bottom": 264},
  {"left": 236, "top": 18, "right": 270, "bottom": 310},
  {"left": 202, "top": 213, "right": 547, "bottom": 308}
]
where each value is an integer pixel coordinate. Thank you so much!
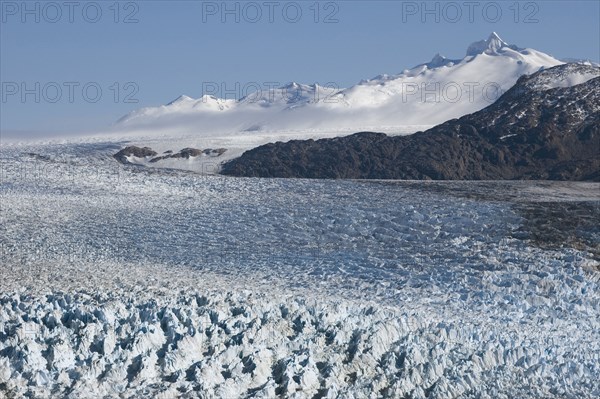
[{"left": 1, "top": 287, "right": 599, "bottom": 399}]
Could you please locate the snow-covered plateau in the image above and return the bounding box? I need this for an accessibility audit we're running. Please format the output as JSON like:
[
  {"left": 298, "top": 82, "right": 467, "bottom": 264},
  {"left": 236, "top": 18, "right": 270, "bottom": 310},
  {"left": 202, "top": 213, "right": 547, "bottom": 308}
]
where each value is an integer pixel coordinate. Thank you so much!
[{"left": 0, "top": 141, "right": 599, "bottom": 398}]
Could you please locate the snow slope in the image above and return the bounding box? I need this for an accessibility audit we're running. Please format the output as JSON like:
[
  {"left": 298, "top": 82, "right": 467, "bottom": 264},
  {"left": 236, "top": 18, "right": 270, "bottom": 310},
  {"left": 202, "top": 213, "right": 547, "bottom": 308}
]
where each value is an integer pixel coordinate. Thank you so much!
[
  {"left": 116, "top": 33, "right": 564, "bottom": 136},
  {"left": 517, "top": 63, "right": 599, "bottom": 91}
]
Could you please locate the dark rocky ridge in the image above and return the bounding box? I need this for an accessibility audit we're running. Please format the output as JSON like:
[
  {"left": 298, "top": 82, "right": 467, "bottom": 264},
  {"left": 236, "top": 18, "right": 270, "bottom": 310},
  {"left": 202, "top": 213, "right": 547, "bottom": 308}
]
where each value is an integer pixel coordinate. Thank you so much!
[
  {"left": 114, "top": 146, "right": 226, "bottom": 165},
  {"left": 148, "top": 148, "right": 227, "bottom": 163},
  {"left": 221, "top": 64, "right": 599, "bottom": 181},
  {"left": 113, "top": 146, "right": 157, "bottom": 164}
]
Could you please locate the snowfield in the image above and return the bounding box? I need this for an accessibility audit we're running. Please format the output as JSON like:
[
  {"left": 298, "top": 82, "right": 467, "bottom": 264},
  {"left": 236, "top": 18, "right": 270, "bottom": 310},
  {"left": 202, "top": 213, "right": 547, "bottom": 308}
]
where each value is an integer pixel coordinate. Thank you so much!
[
  {"left": 114, "top": 33, "right": 564, "bottom": 138},
  {"left": 1, "top": 141, "right": 599, "bottom": 398}
]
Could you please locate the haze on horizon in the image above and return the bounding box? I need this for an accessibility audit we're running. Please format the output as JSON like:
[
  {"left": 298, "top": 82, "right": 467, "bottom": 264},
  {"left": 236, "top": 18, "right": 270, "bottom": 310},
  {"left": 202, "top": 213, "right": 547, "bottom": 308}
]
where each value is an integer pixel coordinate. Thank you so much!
[{"left": 1, "top": 0, "right": 599, "bottom": 138}]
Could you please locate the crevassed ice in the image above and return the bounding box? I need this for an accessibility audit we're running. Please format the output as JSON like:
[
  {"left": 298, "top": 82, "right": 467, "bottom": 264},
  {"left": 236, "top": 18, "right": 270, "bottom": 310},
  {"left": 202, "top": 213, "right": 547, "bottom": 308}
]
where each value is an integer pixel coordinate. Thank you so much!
[{"left": 0, "top": 142, "right": 599, "bottom": 398}]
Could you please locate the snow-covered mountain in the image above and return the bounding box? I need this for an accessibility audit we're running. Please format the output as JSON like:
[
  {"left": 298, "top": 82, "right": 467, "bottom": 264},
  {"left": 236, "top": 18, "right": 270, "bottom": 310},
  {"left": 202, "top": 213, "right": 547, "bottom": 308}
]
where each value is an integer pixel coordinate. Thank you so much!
[
  {"left": 117, "top": 33, "right": 565, "bottom": 135},
  {"left": 222, "top": 64, "right": 600, "bottom": 180}
]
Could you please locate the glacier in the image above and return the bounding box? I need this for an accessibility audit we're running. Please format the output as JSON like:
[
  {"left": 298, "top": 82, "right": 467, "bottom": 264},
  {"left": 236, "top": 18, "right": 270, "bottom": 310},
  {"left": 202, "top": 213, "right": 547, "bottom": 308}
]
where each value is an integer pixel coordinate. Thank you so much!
[
  {"left": 0, "top": 141, "right": 599, "bottom": 398},
  {"left": 0, "top": 143, "right": 600, "bottom": 398}
]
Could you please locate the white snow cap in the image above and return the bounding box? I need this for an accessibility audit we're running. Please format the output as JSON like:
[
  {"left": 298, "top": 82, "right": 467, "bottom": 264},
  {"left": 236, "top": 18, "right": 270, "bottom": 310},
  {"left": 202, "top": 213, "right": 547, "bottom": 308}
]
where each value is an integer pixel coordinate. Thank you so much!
[
  {"left": 466, "top": 32, "right": 511, "bottom": 56},
  {"left": 115, "top": 32, "right": 566, "bottom": 136}
]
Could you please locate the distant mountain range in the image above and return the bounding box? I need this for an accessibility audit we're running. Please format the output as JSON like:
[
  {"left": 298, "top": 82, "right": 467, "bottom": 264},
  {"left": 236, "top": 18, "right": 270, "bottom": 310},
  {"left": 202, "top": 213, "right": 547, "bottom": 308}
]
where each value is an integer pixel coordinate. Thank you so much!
[
  {"left": 221, "top": 64, "right": 600, "bottom": 181},
  {"left": 117, "top": 33, "right": 574, "bottom": 135}
]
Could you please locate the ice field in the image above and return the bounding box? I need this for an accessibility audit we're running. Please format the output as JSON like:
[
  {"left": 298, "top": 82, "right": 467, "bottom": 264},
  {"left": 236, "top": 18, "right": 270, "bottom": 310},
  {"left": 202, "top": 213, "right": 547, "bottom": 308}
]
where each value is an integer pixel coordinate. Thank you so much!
[{"left": 0, "top": 141, "right": 599, "bottom": 398}]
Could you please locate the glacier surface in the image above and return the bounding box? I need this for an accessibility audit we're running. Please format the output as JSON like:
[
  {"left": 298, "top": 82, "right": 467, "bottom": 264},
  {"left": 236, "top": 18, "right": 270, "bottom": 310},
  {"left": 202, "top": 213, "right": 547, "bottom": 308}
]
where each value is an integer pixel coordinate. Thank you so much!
[{"left": 0, "top": 142, "right": 599, "bottom": 398}]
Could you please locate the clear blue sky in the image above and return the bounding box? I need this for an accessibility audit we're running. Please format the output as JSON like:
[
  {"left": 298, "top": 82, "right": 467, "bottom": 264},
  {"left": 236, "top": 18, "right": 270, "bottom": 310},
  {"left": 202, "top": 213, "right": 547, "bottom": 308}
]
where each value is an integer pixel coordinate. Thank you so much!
[{"left": 1, "top": 0, "right": 599, "bottom": 137}]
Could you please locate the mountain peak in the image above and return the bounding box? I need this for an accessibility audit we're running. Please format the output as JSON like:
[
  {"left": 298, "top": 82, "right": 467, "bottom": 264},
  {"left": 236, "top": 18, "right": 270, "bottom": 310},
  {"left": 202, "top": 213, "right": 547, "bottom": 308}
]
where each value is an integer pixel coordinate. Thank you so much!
[
  {"left": 431, "top": 53, "right": 445, "bottom": 63},
  {"left": 427, "top": 53, "right": 450, "bottom": 68},
  {"left": 167, "top": 95, "right": 194, "bottom": 105},
  {"left": 488, "top": 31, "right": 502, "bottom": 41},
  {"left": 281, "top": 82, "right": 305, "bottom": 90},
  {"left": 466, "top": 32, "right": 510, "bottom": 56}
]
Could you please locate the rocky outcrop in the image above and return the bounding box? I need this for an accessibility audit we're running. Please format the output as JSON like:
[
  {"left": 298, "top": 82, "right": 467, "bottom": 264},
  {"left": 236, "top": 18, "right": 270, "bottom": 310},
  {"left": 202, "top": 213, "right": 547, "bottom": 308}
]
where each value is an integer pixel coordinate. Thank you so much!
[
  {"left": 113, "top": 146, "right": 158, "bottom": 164},
  {"left": 221, "top": 64, "right": 599, "bottom": 181},
  {"left": 114, "top": 147, "right": 227, "bottom": 165}
]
